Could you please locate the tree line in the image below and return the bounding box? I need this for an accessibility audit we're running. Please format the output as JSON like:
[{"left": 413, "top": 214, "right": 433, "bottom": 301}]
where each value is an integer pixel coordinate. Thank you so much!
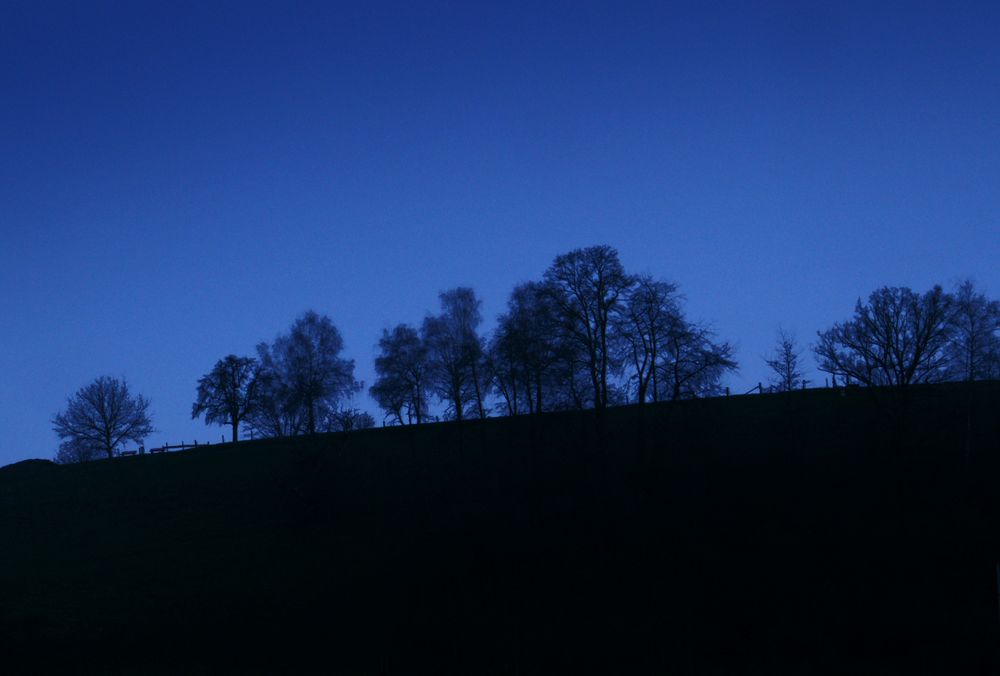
[
  {"left": 52, "top": 246, "right": 1000, "bottom": 462},
  {"left": 370, "top": 245, "right": 737, "bottom": 423}
]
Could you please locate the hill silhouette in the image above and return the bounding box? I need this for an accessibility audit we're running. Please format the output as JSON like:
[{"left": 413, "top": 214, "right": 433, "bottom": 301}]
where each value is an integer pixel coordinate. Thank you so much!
[{"left": 2, "top": 383, "right": 999, "bottom": 674}]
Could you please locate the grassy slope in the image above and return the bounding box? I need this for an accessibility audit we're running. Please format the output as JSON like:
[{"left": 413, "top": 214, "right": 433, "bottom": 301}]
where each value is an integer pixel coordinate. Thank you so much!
[{"left": 1, "top": 382, "right": 1000, "bottom": 674}]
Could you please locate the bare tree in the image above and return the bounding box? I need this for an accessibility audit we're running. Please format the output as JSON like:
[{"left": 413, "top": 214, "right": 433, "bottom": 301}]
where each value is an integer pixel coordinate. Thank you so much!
[
  {"left": 423, "top": 288, "right": 487, "bottom": 421},
  {"left": 441, "top": 288, "right": 489, "bottom": 419},
  {"left": 370, "top": 324, "right": 430, "bottom": 425},
  {"left": 764, "top": 328, "right": 804, "bottom": 392},
  {"left": 616, "top": 275, "right": 679, "bottom": 403},
  {"left": 543, "top": 245, "right": 632, "bottom": 409},
  {"left": 657, "top": 317, "right": 738, "bottom": 400},
  {"left": 485, "top": 326, "right": 523, "bottom": 416},
  {"left": 489, "top": 282, "right": 562, "bottom": 414},
  {"left": 814, "top": 285, "right": 953, "bottom": 387},
  {"left": 52, "top": 376, "right": 154, "bottom": 459},
  {"left": 251, "top": 311, "right": 360, "bottom": 436},
  {"left": 192, "top": 355, "right": 261, "bottom": 443},
  {"left": 945, "top": 280, "right": 1000, "bottom": 381}
]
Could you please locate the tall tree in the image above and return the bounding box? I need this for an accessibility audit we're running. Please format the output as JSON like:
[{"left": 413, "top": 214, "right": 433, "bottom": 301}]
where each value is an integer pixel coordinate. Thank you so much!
[
  {"left": 945, "top": 280, "right": 1000, "bottom": 381},
  {"left": 764, "top": 328, "right": 804, "bottom": 392},
  {"left": 191, "top": 355, "right": 261, "bottom": 443},
  {"left": 423, "top": 287, "right": 487, "bottom": 421},
  {"left": 490, "top": 282, "right": 562, "bottom": 414},
  {"left": 543, "top": 245, "right": 632, "bottom": 409},
  {"left": 441, "top": 288, "right": 489, "bottom": 419},
  {"left": 616, "top": 275, "right": 679, "bottom": 403},
  {"left": 814, "top": 285, "right": 953, "bottom": 387},
  {"left": 52, "top": 376, "right": 154, "bottom": 459},
  {"left": 252, "top": 311, "right": 360, "bottom": 436},
  {"left": 486, "top": 322, "right": 524, "bottom": 416},
  {"left": 370, "top": 324, "right": 430, "bottom": 425}
]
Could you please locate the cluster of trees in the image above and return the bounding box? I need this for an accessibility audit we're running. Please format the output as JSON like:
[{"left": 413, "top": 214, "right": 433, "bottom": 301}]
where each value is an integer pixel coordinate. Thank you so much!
[
  {"left": 813, "top": 280, "right": 1000, "bottom": 387},
  {"left": 756, "top": 280, "right": 1000, "bottom": 394},
  {"left": 50, "top": 244, "right": 1000, "bottom": 462},
  {"left": 191, "top": 311, "right": 371, "bottom": 441},
  {"left": 51, "top": 312, "right": 371, "bottom": 463},
  {"left": 370, "top": 245, "right": 738, "bottom": 424}
]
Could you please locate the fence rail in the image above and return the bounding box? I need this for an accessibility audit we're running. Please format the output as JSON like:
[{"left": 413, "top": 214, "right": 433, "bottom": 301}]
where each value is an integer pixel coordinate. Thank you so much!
[{"left": 121, "top": 437, "right": 226, "bottom": 457}]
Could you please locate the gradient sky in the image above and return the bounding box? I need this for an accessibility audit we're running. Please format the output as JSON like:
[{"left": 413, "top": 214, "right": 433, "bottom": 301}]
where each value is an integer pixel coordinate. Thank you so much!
[{"left": 2, "top": 1, "right": 998, "bottom": 465}]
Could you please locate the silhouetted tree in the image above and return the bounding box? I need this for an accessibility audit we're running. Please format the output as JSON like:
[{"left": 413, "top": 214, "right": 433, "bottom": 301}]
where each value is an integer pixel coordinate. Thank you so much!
[
  {"left": 251, "top": 312, "right": 360, "bottom": 436},
  {"left": 945, "top": 280, "right": 1000, "bottom": 381},
  {"left": 370, "top": 324, "right": 430, "bottom": 425},
  {"left": 814, "top": 285, "right": 953, "bottom": 387},
  {"left": 543, "top": 245, "right": 632, "bottom": 409},
  {"left": 657, "top": 317, "right": 738, "bottom": 400},
  {"left": 191, "top": 355, "right": 261, "bottom": 442},
  {"left": 616, "top": 275, "right": 679, "bottom": 403},
  {"left": 423, "top": 288, "right": 488, "bottom": 420},
  {"left": 765, "top": 329, "right": 804, "bottom": 392},
  {"left": 485, "top": 327, "right": 522, "bottom": 416},
  {"left": 489, "top": 282, "right": 563, "bottom": 414},
  {"left": 246, "top": 363, "right": 304, "bottom": 437},
  {"left": 52, "top": 376, "right": 154, "bottom": 459}
]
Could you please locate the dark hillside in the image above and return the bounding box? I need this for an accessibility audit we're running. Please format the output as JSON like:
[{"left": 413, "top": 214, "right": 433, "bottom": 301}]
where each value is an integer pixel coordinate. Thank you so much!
[{"left": 2, "top": 383, "right": 1000, "bottom": 674}]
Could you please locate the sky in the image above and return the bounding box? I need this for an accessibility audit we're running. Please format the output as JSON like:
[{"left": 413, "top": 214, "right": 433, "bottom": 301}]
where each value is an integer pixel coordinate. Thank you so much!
[{"left": 1, "top": 1, "right": 998, "bottom": 465}]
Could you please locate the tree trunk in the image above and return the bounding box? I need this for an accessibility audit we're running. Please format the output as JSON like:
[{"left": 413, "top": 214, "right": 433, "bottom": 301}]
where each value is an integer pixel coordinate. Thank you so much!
[
  {"left": 471, "top": 361, "right": 486, "bottom": 419},
  {"left": 590, "top": 356, "right": 602, "bottom": 410},
  {"left": 599, "top": 329, "right": 609, "bottom": 409},
  {"left": 231, "top": 419, "right": 239, "bottom": 443},
  {"left": 306, "top": 400, "right": 316, "bottom": 435}
]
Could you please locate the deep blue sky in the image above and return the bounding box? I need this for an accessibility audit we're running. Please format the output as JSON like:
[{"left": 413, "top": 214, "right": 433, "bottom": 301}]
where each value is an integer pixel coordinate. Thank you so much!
[{"left": 2, "top": 1, "right": 998, "bottom": 465}]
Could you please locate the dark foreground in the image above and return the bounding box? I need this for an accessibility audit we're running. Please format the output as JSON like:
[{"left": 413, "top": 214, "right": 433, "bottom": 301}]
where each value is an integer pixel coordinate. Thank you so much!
[{"left": 2, "top": 382, "right": 1000, "bottom": 674}]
